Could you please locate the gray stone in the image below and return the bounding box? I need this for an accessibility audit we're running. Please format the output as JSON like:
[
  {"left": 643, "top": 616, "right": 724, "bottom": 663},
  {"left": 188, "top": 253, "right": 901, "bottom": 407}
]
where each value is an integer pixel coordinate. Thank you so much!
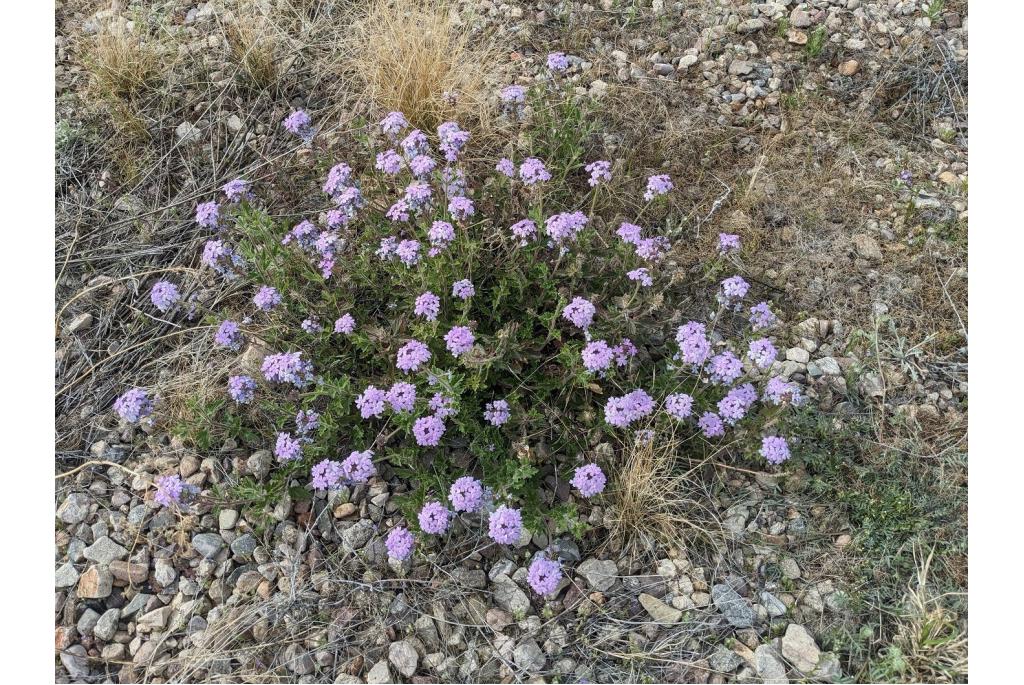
[
  {"left": 77, "top": 565, "right": 112, "bottom": 598},
  {"left": 57, "top": 493, "right": 91, "bottom": 524},
  {"left": 83, "top": 536, "right": 127, "bottom": 565},
  {"left": 759, "top": 592, "right": 788, "bottom": 618},
  {"left": 576, "top": 558, "right": 618, "bottom": 591},
  {"left": 513, "top": 638, "right": 546, "bottom": 672},
  {"left": 639, "top": 593, "right": 682, "bottom": 623},
  {"left": 712, "top": 584, "right": 756, "bottom": 628},
  {"left": 492, "top": 574, "right": 531, "bottom": 616},
  {"left": 709, "top": 645, "right": 744, "bottom": 672},
  {"left": 388, "top": 640, "right": 419, "bottom": 677},
  {"left": 754, "top": 644, "right": 789, "bottom": 683},
  {"left": 154, "top": 557, "right": 178, "bottom": 586},
  {"left": 219, "top": 509, "right": 239, "bottom": 530},
  {"left": 852, "top": 233, "right": 882, "bottom": 261},
  {"left": 121, "top": 592, "right": 152, "bottom": 617},
  {"left": 60, "top": 644, "right": 89, "bottom": 679},
  {"left": 138, "top": 605, "right": 173, "bottom": 631},
  {"left": 226, "top": 115, "right": 244, "bottom": 133},
  {"left": 816, "top": 356, "right": 842, "bottom": 376},
  {"left": 176, "top": 121, "right": 202, "bottom": 145},
  {"left": 68, "top": 312, "right": 94, "bottom": 332},
  {"left": 231, "top": 533, "right": 258, "bottom": 558},
  {"left": 94, "top": 608, "right": 121, "bottom": 641},
  {"left": 790, "top": 9, "right": 812, "bottom": 28},
  {"left": 192, "top": 533, "right": 225, "bottom": 558},
  {"left": 341, "top": 519, "right": 374, "bottom": 550},
  {"left": 737, "top": 18, "right": 765, "bottom": 33},
  {"left": 679, "top": 54, "right": 699, "bottom": 69},
  {"left": 786, "top": 347, "right": 810, "bottom": 364},
  {"left": 728, "top": 60, "right": 753, "bottom": 76},
  {"left": 77, "top": 608, "right": 101, "bottom": 635},
  {"left": 247, "top": 450, "right": 273, "bottom": 479},
  {"left": 780, "top": 558, "right": 801, "bottom": 579},
  {"left": 285, "top": 643, "right": 315, "bottom": 675},
  {"left": 55, "top": 562, "right": 79, "bottom": 588},
  {"left": 366, "top": 660, "right": 392, "bottom": 684},
  {"left": 781, "top": 624, "right": 822, "bottom": 673}
]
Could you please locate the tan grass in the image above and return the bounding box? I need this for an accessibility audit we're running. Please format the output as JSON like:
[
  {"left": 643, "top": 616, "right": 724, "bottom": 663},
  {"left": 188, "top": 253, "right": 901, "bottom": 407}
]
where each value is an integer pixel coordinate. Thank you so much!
[
  {"left": 343, "top": 0, "right": 509, "bottom": 136},
  {"left": 226, "top": 14, "right": 282, "bottom": 90},
  {"left": 83, "top": 22, "right": 163, "bottom": 100}
]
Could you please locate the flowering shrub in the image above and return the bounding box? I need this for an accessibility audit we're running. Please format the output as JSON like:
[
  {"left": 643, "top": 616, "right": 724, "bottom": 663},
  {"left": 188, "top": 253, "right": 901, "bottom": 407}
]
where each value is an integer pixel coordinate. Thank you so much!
[{"left": 127, "top": 71, "right": 804, "bottom": 593}]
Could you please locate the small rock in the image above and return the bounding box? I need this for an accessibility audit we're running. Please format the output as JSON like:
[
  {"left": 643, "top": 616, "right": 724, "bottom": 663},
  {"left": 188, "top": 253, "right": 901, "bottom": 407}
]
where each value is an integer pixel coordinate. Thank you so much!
[
  {"left": 388, "top": 640, "right": 419, "bottom": 677},
  {"left": 334, "top": 502, "right": 357, "bottom": 519},
  {"left": 790, "top": 9, "right": 812, "bottom": 28},
  {"left": 219, "top": 509, "right": 239, "bottom": 530},
  {"left": 83, "top": 536, "right": 127, "bottom": 565},
  {"left": 576, "top": 558, "right": 618, "bottom": 591},
  {"left": 247, "top": 450, "right": 273, "bottom": 479},
  {"left": 366, "top": 660, "right": 392, "bottom": 684},
  {"left": 728, "top": 60, "right": 753, "bottom": 76},
  {"left": 780, "top": 558, "right": 801, "bottom": 579},
  {"left": 94, "top": 608, "right": 121, "bottom": 641},
  {"left": 852, "top": 233, "right": 882, "bottom": 261},
  {"left": 176, "top": 121, "right": 202, "bottom": 145},
  {"left": 513, "top": 638, "right": 546, "bottom": 672},
  {"left": 639, "top": 593, "right": 682, "bottom": 623},
  {"left": 754, "top": 644, "right": 789, "bottom": 683},
  {"left": 60, "top": 644, "right": 89, "bottom": 680},
  {"left": 786, "top": 348, "right": 810, "bottom": 364},
  {"left": 55, "top": 562, "right": 80, "bottom": 588},
  {"left": 77, "top": 565, "right": 112, "bottom": 598},
  {"left": 67, "top": 312, "right": 94, "bottom": 333},
  {"left": 109, "top": 560, "right": 148, "bottom": 584},
  {"left": 341, "top": 519, "right": 374, "bottom": 550},
  {"left": 838, "top": 59, "right": 860, "bottom": 76},
  {"left": 712, "top": 584, "right": 756, "bottom": 628},
  {"left": 57, "top": 493, "right": 91, "bottom": 524},
  {"left": 782, "top": 624, "right": 822, "bottom": 673},
  {"left": 787, "top": 29, "right": 808, "bottom": 45},
  {"left": 759, "top": 592, "right": 788, "bottom": 617},
  {"left": 192, "top": 533, "right": 225, "bottom": 558}
]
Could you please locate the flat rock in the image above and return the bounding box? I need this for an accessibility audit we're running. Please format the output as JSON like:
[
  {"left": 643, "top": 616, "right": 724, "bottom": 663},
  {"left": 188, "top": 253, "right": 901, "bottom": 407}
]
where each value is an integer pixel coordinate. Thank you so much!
[
  {"left": 492, "top": 574, "right": 531, "bottom": 615},
  {"left": 55, "top": 562, "right": 79, "bottom": 588},
  {"left": 366, "top": 660, "right": 392, "bottom": 684},
  {"left": 639, "top": 593, "right": 682, "bottom": 623},
  {"left": 754, "top": 644, "right": 789, "bottom": 683},
  {"left": 83, "top": 536, "right": 128, "bottom": 565},
  {"left": 57, "top": 493, "right": 91, "bottom": 524},
  {"left": 781, "top": 624, "right": 822, "bottom": 673},
  {"left": 576, "top": 558, "right": 618, "bottom": 591},
  {"left": 192, "top": 533, "right": 225, "bottom": 558},
  {"left": 388, "top": 640, "right": 419, "bottom": 677},
  {"left": 852, "top": 233, "right": 882, "bottom": 261},
  {"left": 109, "top": 559, "right": 148, "bottom": 584},
  {"left": 712, "top": 584, "right": 756, "bottom": 628},
  {"left": 513, "top": 638, "right": 546, "bottom": 672},
  {"left": 77, "top": 565, "right": 112, "bottom": 598}
]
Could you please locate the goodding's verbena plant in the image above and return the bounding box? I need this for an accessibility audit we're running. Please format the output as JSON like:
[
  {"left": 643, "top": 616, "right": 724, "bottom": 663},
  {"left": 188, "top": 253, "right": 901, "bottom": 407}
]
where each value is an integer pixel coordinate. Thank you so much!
[{"left": 115, "top": 58, "right": 803, "bottom": 591}]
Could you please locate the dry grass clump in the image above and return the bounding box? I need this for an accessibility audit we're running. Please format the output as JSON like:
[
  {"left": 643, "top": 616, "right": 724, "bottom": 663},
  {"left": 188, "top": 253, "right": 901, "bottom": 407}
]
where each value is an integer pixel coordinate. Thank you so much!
[
  {"left": 603, "top": 431, "right": 722, "bottom": 559},
  {"left": 343, "top": 0, "right": 509, "bottom": 136},
  {"left": 83, "top": 23, "right": 163, "bottom": 100},
  {"left": 226, "top": 14, "right": 283, "bottom": 90}
]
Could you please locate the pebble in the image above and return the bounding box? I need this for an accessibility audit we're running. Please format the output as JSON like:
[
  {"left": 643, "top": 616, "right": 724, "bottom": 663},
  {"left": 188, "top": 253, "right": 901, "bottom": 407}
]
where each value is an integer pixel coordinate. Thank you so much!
[
  {"left": 640, "top": 593, "right": 683, "bottom": 623},
  {"left": 712, "top": 584, "right": 756, "bottom": 628},
  {"left": 192, "top": 533, "right": 226, "bottom": 558},
  {"left": 782, "top": 624, "right": 822, "bottom": 673},
  {"left": 576, "top": 558, "right": 618, "bottom": 591}
]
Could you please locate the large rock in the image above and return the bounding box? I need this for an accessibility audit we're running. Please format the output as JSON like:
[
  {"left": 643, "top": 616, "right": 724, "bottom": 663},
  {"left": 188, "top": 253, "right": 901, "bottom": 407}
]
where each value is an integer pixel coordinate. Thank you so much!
[
  {"left": 492, "top": 574, "right": 530, "bottom": 615},
  {"left": 341, "top": 520, "right": 374, "bottom": 550},
  {"left": 754, "top": 644, "right": 789, "bottom": 683},
  {"left": 77, "top": 565, "right": 112, "bottom": 598},
  {"left": 712, "top": 584, "right": 756, "bottom": 628},
  {"left": 366, "top": 660, "right": 392, "bottom": 684},
  {"left": 781, "top": 624, "right": 822, "bottom": 673},
  {"left": 83, "top": 536, "right": 127, "bottom": 565},
  {"left": 55, "top": 562, "right": 79, "bottom": 588},
  {"left": 576, "top": 558, "right": 618, "bottom": 591},
  {"left": 388, "top": 640, "right": 419, "bottom": 677},
  {"left": 94, "top": 608, "right": 121, "bottom": 641},
  {"left": 513, "top": 638, "right": 546, "bottom": 672},
  {"left": 57, "top": 493, "right": 91, "bottom": 524}
]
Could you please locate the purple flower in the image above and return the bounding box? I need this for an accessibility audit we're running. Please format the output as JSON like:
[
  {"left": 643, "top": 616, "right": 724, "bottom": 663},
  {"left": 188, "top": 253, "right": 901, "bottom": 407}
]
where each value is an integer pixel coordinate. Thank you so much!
[
  {"left": 261, "top": 352, "right": 314, "bottom": 387},
  {"left": 386, "top": 381, "right": 417, "bottom": 413},
  {"left": 545, "top": 211, "right": 589, "bottom": 244},
  {"left": 582, "top": 340, "right": 615, "bottom": 373},
  {"left": 428, "top": 221, "right": 455, "bottom": 253},
  {"left": 748, "top": 338, "right": 778, "bottom": 369},
  {"left": 429, "top": 392, "right": 458, "bottom": 419},
  {"left": 114, "top": 388, "right": 153, "bottom": 423},
  {"left": 437, "top": 121, "right": 470, "bottom": 161},
  {"left": 708, "top": 350, "right": 744, "bottom": 385},
  {"left": 676, "top": 322, "right": 711, "bottom": 366},
  {"left": 452, "top": 279, "right": 475, "bottom": 300},
  {"left": 643, "top": 174, "right": 673, "bottom": 201},
  {"left": 519, "top": 157, "right": 551, "bottom": 185},
  {"left": 195, "top": 201, "right": 220, "bottom": 228},
  {"left": 528, "top": 556, "right": 563, "bottom": 595},
  {"left": 719, "top": 275, "right": 750, "bottom": 304},
  {"left": 418, "top": 501, "right": 450, "bottom": 534},
  {"left": 334, "top": 314, "right": 356, "bottom": 334},
  {"left": 448, "top": 196, "right": 475, "bottom": 221},
  {"left": 444, "top": 326, "right": 475, "bottom": 357},
  {"left": 356, "top": 385, "right": 387, "bottom": 419},
  {"left": 311, "top": 459, "right": 344, "bottom": 490},
  {"left": 404, "top": 181, "right": 432, "bottom": 210},
  {"left": 496, "top": 158, "right": 515, "bottom": 177},
  {"left": 380, "top": 111, "right": 408, "bottom": 138},
  {"left": 510, "top": 219, "right": 537, "bottom": 244},
  {"left": 341, "top": 450, "right": 376, "bottom": 482},
  {"left": 547, "top": 51, "right": 569, "bottom": 72},
  {"left": 410, "top": 154, "right": 436, "bottom": 177},
  {"left": 283, "top": 110, "right": 314, "bottom": 141},
  {"left": 488, "top": 505, "right": 523, "bottom": 544},
  {"left": 254, "top": 286, "right": 282, "bottom": 311},
  {"left": 718, "top": 383, "right": 757, "bottom": 425},
  {"left": 397, "top": 340, "right": 431, "bottom": 372},
  {"left": 718, "top": 233, "right": 741, "bottom": 253},
  {"left": 604, "top": 389, "right": 655, "bottom": 428},
  {"left": 386, "top": 527, "right": 415, "bottom": 560},
  {"left": 296, "top": 409, "right": 320, "bottom": 436},
  {"left": 396, "top": 239, "right": 421, "bottom": 266},
  {"left": 616, "top": 222, "right": 642, "bottom": 245},
  {"left": 749, "top": 302, "right": 778, "bottom": 331},
  {"left": 484, "top": 400, "right": 511, "bottom": 426},
  {"left": 413, "top": 415, "right": 446, "bottom": 446},
  {"left": 376, "top": 149, "right": 402, "bottom": 175},
  {"left": 448, "top": 476, "right": 483, "bottom": 512},
  {"left": 562, "top": 297, "right": 596, "bottom": 330},
  {"left": 571, "top": 464, "right": 607, "bottom": 497},
  {"left": 322, "top": 163, "right": 353, "bottom": 197},
  {"left": 154, "top": 475, "right": 184, "bottom": 507},
  {"left": 215, "top": 320, "right": 242, "bottom": 351},
  {"left": 698, "top": 412, "right": 725, "bottom": 438},
  {"left": 665, "top": 393, "right": 694, "bottom": 420},
  {"left": 283, "top": 219, "right": 318, "bottom": 249},
  {"left": 760, "top": 436, "right": 791, "bottom": 465},
  {"left": 414, "top": 291, "right": 441, "bottom": 321},
  {"left": 202, "top": 239, "right": 244, "bottom": 278},
  {"left": 275, "top": 432, "right": 303, "bottom": 462},
  {"left": 442, "top": 165, "right": 467, "bottom": 196},
  {"left": 764, "top": 376, "right": 802, "bottom": 406},
  {"left": 401, "top": 129, "right": 429, "bottom": 158},
  {"left": 613, "top": 338, "right": 637, "bottom": 366},
  {"left": 627, "top": 267, "right": 653, "bottom": 286},
  {"left": 636, "top": 236, "right": 670, "bottom": 262},
  {"left": 387, "top": 199, "right": 410, "bottom": 223},
  {"left": 500, "top": 84, "right": 527, "bottom": 117},
  {"left": 585, "top": 160, "right": 612, "bottom": 187},
  {"left": 228, "top": 375, "right": 256, "bottom": 404},
  {"left": 150, "top": 280, "right": 180, "bottom": 312}
]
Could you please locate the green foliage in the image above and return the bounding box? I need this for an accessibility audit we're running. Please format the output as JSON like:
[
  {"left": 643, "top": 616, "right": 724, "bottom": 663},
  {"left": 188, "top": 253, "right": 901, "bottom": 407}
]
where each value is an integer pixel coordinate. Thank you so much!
[{"left": 805, "top": 27, "right": 828, "bottom": 59}]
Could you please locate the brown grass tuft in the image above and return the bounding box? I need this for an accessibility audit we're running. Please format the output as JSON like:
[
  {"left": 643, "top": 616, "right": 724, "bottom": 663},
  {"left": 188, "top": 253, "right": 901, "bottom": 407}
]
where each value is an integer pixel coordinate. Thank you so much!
[
  {"left": 226, "top": 15, "right": 282, "bottom": 90},
  {"left": 343, "top": 0, "right": 509, "bottom": 135},
  {"left": 83, "top": 22, "right": 163, "bottom": 100}
]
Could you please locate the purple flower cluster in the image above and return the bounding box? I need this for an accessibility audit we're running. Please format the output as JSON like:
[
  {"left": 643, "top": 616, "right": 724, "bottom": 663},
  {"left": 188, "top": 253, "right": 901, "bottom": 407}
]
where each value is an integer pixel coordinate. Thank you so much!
[
  {"left": 664, "top": 393, "right": 694, "bottom": 420},
  {"left": 214, "top": 320, "right": 242, "bottom": 351},
  {"left": 275, "top": 432, "right": 302, "bottom": 462},
  {"left": 519, "top": 158, "right": 551, "bottom": 185},
  {"left": 676, "top": 322, "right": 711, "bottom": 366},
  {"left": 428, "top": 221, "right": 455, "bottom": 255},
  {"left": 437, "top": 121, "right": 470, "bottom": 162},
  {"left": 429, "top": 392, "right": 458, "bottom": 418},
  {"left": 335, "top": 313, "right": 356, "bottom": 334},
  {"left": 749, "top": 302, "right": 778, "bottom": 331},
  {"left": 296, "top": 409, "right": 320, "bottom": 436},
  {"left": 698, "top": 412, "right": 725, "bottom": 438},
  {"left": 261, "top": 351, "right": 314, "bottom": 388},
  {"left": 413, "top": 415, "right": 446, "bottom": 446},
  {"left": 202, "top": 238, "right": 244, "bottom": 278},
  {"left": 376, "top": 149, "right": 402, "bottom": 175},
  {"left": 488, "top": 505, "right": 523, "bottom": 544},
  {"left": 301, "top": 318, "right": 321, "bottom": 334},
  {"left": 585, "top": 160, "right": 612, "bottom": 187},
  {"left": 760, "top": 436, "right": 791, "bottom": 465},
  {"left": 254, "top": 285, "right": 282, "bottom": 311},
  {"left": 418, "top": 501, "right": 450, "bottom": 534},
  {"left": 545, "top": 211, "right": 589, "bottom": 244},
  {"left": 581, "top": 340, "right": 614, "bottom": 372},
  {"left": 500, "top": 85, "right": 527, "bottom": 117},
  {"left": 223, "top": 179, "right": 250, "bottom": 203},
  {"left": 283, "top": 110, "right": 314, "bottom": 141},
  {"left": 562, "top": 297, "right": 596, "bottom": 330},
  {"left": 547, "top": 52, "right": 569, "bottom": 72},
  {"left": 627, "top": 267, "right": 653, "bottom": 287},
  {"left": 397, "top": 340, "right": 431, "bottom": 372},
  {"left": 604, "top": 389, "right": 655, "bottom": 428},
  {"left": 228, "top": 375, "right": 256, "bottom": 404},
  {"left": 155, "top": 475, "right": 184, "bottom": 507},
  {"left": 616, "top": 222, "right": 669, "bottom": 262},
  {"left": 283, "top": 220, "right": 318, "bottom": 250},
  {"left": 415, "top": 291, "right": 441, "bottom": 321},
  {"left": 643, "top": 174, "right": 673, "bottom": 201},
  {"left": 448, "top": 476, "right": 483, "bottom": 512},
  {"left": 195, "top": 201, "right": 220, "bottom": 228},
  {"left": 356, "top": 385, "right": 387, "bottom": 419},
  {"left": 386, "top": 382, "right": 417, "bottom": 413},
  {"left": 452, "top": 279, "right": 475, "bottom": 300},
  {"left": 311, "top": 459, "right": 344, "bottom": 490},
  {"left": 448, "top": 195, "right": 475, "bottom": 221},
  {"left": 150, "top": 280, "right": 180, "bottom": 313},
  {"left": 342, "top": 450, "right": 376, "bottom": 482},
  {"left": 764, "top": 376, "right": 802, "bottom": 406},
  {"left": 708, "top": 351, "right": 744, "bottom": 385},
  {"left": 386, "top": 527, "right": 415, "bottom": 560},
  {"left": 719, "top": 275, "right": 750, "bottom": 306},
  {"left": 718, "top": 233, "right": 740, "bottom": 253},
  {"left": 748, "top": 338, "right": 778, "bottom": 369},
  {"left": 114, "top": 388, "right": 153, "bottom": 423},
  {"left": 527, "top": 556, "right": 563, "bottom": 595},
  {"left": 510, "top": 219, "right": 538, "bottom": 245},
  {"left": 717, "top": 383, "right": 757, "bottom": 425},
  {"left": 444, "top": 326, "right": 475, "bottom": 357},
  {"left": 484, "top": 399, "right": 511, "bottom": 426},
  {"left": 571, "top": 464, "right": 606, "bottom": 497},
  {"left": 380, "top": 111, "right": 408, "bottom": 138}
]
